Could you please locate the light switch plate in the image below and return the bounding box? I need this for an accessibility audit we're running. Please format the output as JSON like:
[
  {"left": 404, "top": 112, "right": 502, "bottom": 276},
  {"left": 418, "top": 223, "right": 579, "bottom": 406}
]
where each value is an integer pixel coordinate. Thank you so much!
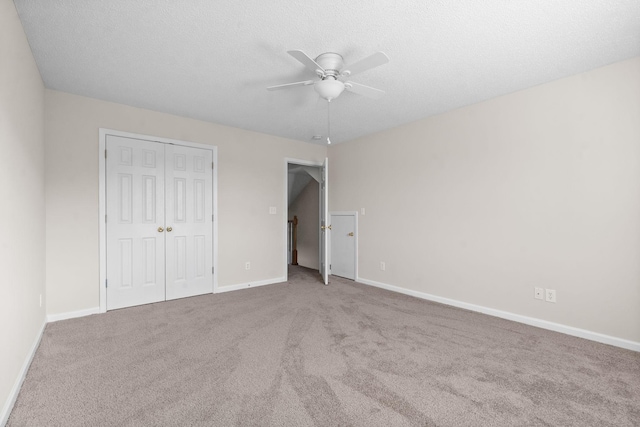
[{"left": 269, "top": 206, "right": 277, "bottom": 214}]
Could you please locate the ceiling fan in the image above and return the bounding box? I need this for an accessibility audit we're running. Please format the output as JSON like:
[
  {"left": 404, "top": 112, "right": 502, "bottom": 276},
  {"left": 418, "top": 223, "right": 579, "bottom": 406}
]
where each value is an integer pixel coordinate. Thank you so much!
[{"left": 267, "top": 50, "right": 389, "bottom": 101}]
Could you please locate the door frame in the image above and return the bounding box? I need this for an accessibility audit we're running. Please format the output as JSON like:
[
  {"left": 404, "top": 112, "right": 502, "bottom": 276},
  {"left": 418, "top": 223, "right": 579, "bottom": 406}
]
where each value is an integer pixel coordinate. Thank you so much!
[
  {"left": 283, "top": 158, "right": 324, "bottom": 282},
  {"left": 329, "top": 211, "right": 358, "bottom": 280},
  {"left": 98, "top": 129, "right": 218, "bottom": 313}
]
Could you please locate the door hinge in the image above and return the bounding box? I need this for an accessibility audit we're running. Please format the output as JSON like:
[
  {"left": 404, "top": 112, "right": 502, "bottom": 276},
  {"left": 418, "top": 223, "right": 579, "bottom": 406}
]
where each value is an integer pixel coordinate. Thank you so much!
[
  {"left": 212, "top": 162, "right": 214, "bottom": 169},
  {"left": 105, "top": 214, "right": 107, "bottom": 223},
  {"left": 105, "top": 279, "right": 108, "bottom": 288},
  {"left": 212, "top": 266, "right": 214, "bottom": 274},
  {"left": 212, "top": 214, "right": 214, "bottom": 222},
  {"left": 104, "top": 150, "right": 107, "bottom": 158}
]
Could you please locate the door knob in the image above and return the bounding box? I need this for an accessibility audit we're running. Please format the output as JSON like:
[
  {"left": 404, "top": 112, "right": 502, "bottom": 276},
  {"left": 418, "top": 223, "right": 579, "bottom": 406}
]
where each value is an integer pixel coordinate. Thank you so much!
[
  {"left": 157, "top": 227, "right": 164, "bottom": 232},
  {"left": 348, "top": 232, "right": 354, "bottom": 236},
  {"left": 167, "top": 227, "right": 173, "bottom": 232}
]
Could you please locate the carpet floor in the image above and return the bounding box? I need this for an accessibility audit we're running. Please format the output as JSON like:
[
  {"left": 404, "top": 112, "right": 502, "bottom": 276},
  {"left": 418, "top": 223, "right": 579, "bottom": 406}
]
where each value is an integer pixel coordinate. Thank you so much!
[{"left": 8, "top": 266, "right": 640, "bottom": 426}]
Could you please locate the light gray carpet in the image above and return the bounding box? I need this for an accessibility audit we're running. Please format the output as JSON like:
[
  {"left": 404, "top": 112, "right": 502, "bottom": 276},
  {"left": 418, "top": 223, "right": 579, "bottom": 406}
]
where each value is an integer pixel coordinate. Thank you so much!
[{"left": 8, "top": 266, "right": 640, "bottom": 426}]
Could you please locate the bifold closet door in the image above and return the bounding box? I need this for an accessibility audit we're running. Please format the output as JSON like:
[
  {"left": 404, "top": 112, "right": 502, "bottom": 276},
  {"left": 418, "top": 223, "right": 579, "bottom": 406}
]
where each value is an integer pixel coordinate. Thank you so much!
[
  {"left": 106, "top": 136, "right": 166, "bottom": 310},
  {"left": 165, "top": 144, "right": 213, "bottom": 300}
]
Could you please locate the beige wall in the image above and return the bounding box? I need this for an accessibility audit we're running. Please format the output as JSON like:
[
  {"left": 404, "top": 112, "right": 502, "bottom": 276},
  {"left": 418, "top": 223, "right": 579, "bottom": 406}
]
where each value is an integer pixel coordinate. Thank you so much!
[
  {"left": 289, "top": 180, "right": 320, "bottom": 270},
  {"left": 0, "top": 0, "right": 46, "bottom": 420},
  {"left": 44, "top": 90, "right": 326, "bottom": 316},
  {"left": 329, "top": 57, "right": 640, "bottom": 342}
]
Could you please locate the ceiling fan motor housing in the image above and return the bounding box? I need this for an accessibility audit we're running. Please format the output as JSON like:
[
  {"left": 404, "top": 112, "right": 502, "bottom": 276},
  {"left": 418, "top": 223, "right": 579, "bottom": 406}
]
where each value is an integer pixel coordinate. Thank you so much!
[{"left": 315, "top": 52, "right": 344, "bottom": 78}]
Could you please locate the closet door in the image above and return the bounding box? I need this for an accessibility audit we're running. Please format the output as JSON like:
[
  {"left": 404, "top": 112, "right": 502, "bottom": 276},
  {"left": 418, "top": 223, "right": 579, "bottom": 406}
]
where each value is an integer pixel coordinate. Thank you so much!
[
  {"left": 165, "top": 144, "right": 213, "bottom": 300},
  {"left": 106, "top": 136, "right": 166, "bottom": 310}
]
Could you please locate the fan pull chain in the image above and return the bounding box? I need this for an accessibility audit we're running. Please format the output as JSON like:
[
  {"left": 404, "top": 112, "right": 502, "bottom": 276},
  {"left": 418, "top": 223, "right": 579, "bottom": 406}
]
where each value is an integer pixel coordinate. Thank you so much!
[{"left": 327, "top": 100, "right": 332, "bottom": 145}]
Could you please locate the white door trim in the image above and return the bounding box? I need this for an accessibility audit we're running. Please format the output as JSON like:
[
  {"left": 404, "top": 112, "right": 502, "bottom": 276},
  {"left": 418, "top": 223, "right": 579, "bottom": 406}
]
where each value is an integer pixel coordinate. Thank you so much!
[
  {"left": 329, "top": 211, "right": 358, "bottom": 280},
  {"left": 283, "top": 157, "right": 324, "bottom": 282},
  {"left": 321, "top": 157, "right": 329, "bottom": 285},
  {"left": 99, "top": 128, "right": 218, "bottom": 313}
]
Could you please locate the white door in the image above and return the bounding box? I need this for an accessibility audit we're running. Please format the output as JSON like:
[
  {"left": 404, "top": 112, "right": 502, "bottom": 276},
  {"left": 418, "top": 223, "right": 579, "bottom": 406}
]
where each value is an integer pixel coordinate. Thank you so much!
[
  {"left": 320, "top": 158, "right": 329, "bottom": 285},
  {"left": 330, "top": 213, "right": 356, "bottom": 280},
  {"left": 165, "top": 144, "right": 213, "bottom": 300},
  {"left": 106, "top": 136, "right": 166, "bottom": 310},
  {"left": 106, "top": 136, "right": 214, "bottom": 310}
]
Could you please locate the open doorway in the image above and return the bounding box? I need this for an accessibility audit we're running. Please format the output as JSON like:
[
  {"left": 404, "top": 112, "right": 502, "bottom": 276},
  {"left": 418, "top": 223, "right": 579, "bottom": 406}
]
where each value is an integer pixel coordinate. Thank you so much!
[{"left": 284, "top": 159, "right": 328, "bottom": 284}]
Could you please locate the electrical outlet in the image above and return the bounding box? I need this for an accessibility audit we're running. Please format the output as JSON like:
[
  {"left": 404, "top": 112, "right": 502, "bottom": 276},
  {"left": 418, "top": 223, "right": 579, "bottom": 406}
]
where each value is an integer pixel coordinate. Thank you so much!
[
  {"left": 269, "top": 206, "right": 277, "bottom": 215},
  {"left": 245, "top": 262, "right": 251, "bottom": 270},
  {"left": 361, "top": 208, "right": 366, "bottom": 215},
  {"left": 380, "top": 261, "right": 385, "bottom": 271},
  {"left": 534, "top": 287, "right": 544, "bottom": 300},
  {"left": 39, "top": 294, "right": 42, "bottom": 307},
  {"left": 545, "top": 289, "right": 556, "bottom": 303}
]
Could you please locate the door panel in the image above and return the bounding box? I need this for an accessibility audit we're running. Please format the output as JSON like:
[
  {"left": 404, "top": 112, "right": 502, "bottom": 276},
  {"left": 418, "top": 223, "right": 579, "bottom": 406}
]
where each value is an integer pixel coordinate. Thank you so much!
[
  {"left": 106, "top": 136, "right": 166, "bottom": 310},
  {"left": 330, "top": 214, "right": 356, "bottom": 280},
  {"left": 165, "top": 144, "right": 213, "bottom": 300}
]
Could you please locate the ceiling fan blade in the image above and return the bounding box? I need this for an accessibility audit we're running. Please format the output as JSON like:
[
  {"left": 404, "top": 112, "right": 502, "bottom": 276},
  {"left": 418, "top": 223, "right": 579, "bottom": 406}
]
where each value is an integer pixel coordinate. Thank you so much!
[
  {"left": 344, "top": 82, "right": 385, "bottom": 99},
  {"left": 267, "top": 80, "right": 315, "bottom": 91},
  {"left": 288, "top": 50, "right": 325, "bottom": 75},
  {"left": 341, "top": 52, "right": 389, "bottom": 77}
]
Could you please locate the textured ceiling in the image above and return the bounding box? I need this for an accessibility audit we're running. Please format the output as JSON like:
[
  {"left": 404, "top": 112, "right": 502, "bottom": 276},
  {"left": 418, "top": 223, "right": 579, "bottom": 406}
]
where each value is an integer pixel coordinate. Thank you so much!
[{"left": 13, "top": 0, "right": 640, "bottom": 144}]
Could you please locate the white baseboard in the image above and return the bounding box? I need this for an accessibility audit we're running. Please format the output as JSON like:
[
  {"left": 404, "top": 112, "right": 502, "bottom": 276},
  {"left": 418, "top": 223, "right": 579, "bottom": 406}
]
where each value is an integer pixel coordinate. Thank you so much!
[
  {"left": 47, "top": 306, "right": 100, "bottom": 323},
  {"left": 215, "top": 277, "right": 286, "bottom": 294},
  {"left": 357, "top": 277, "right": 640, "bottom": 353},
  {"left": 1, "top": 319, "right": 46, "bottom": 426}
]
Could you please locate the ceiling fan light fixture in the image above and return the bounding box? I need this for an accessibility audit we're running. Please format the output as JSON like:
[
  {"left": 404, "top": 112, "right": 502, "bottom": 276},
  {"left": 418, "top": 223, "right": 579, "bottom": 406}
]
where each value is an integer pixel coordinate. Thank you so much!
[{"left": 314, "top": 79, "right": 345, "bottom": 101}]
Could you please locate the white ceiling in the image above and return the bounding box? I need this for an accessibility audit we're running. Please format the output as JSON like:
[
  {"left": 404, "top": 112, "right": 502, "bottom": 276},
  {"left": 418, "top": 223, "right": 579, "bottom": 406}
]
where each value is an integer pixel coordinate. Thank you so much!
[{"left": 13, "top": 0, "right": 640, "bottom": 144}]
